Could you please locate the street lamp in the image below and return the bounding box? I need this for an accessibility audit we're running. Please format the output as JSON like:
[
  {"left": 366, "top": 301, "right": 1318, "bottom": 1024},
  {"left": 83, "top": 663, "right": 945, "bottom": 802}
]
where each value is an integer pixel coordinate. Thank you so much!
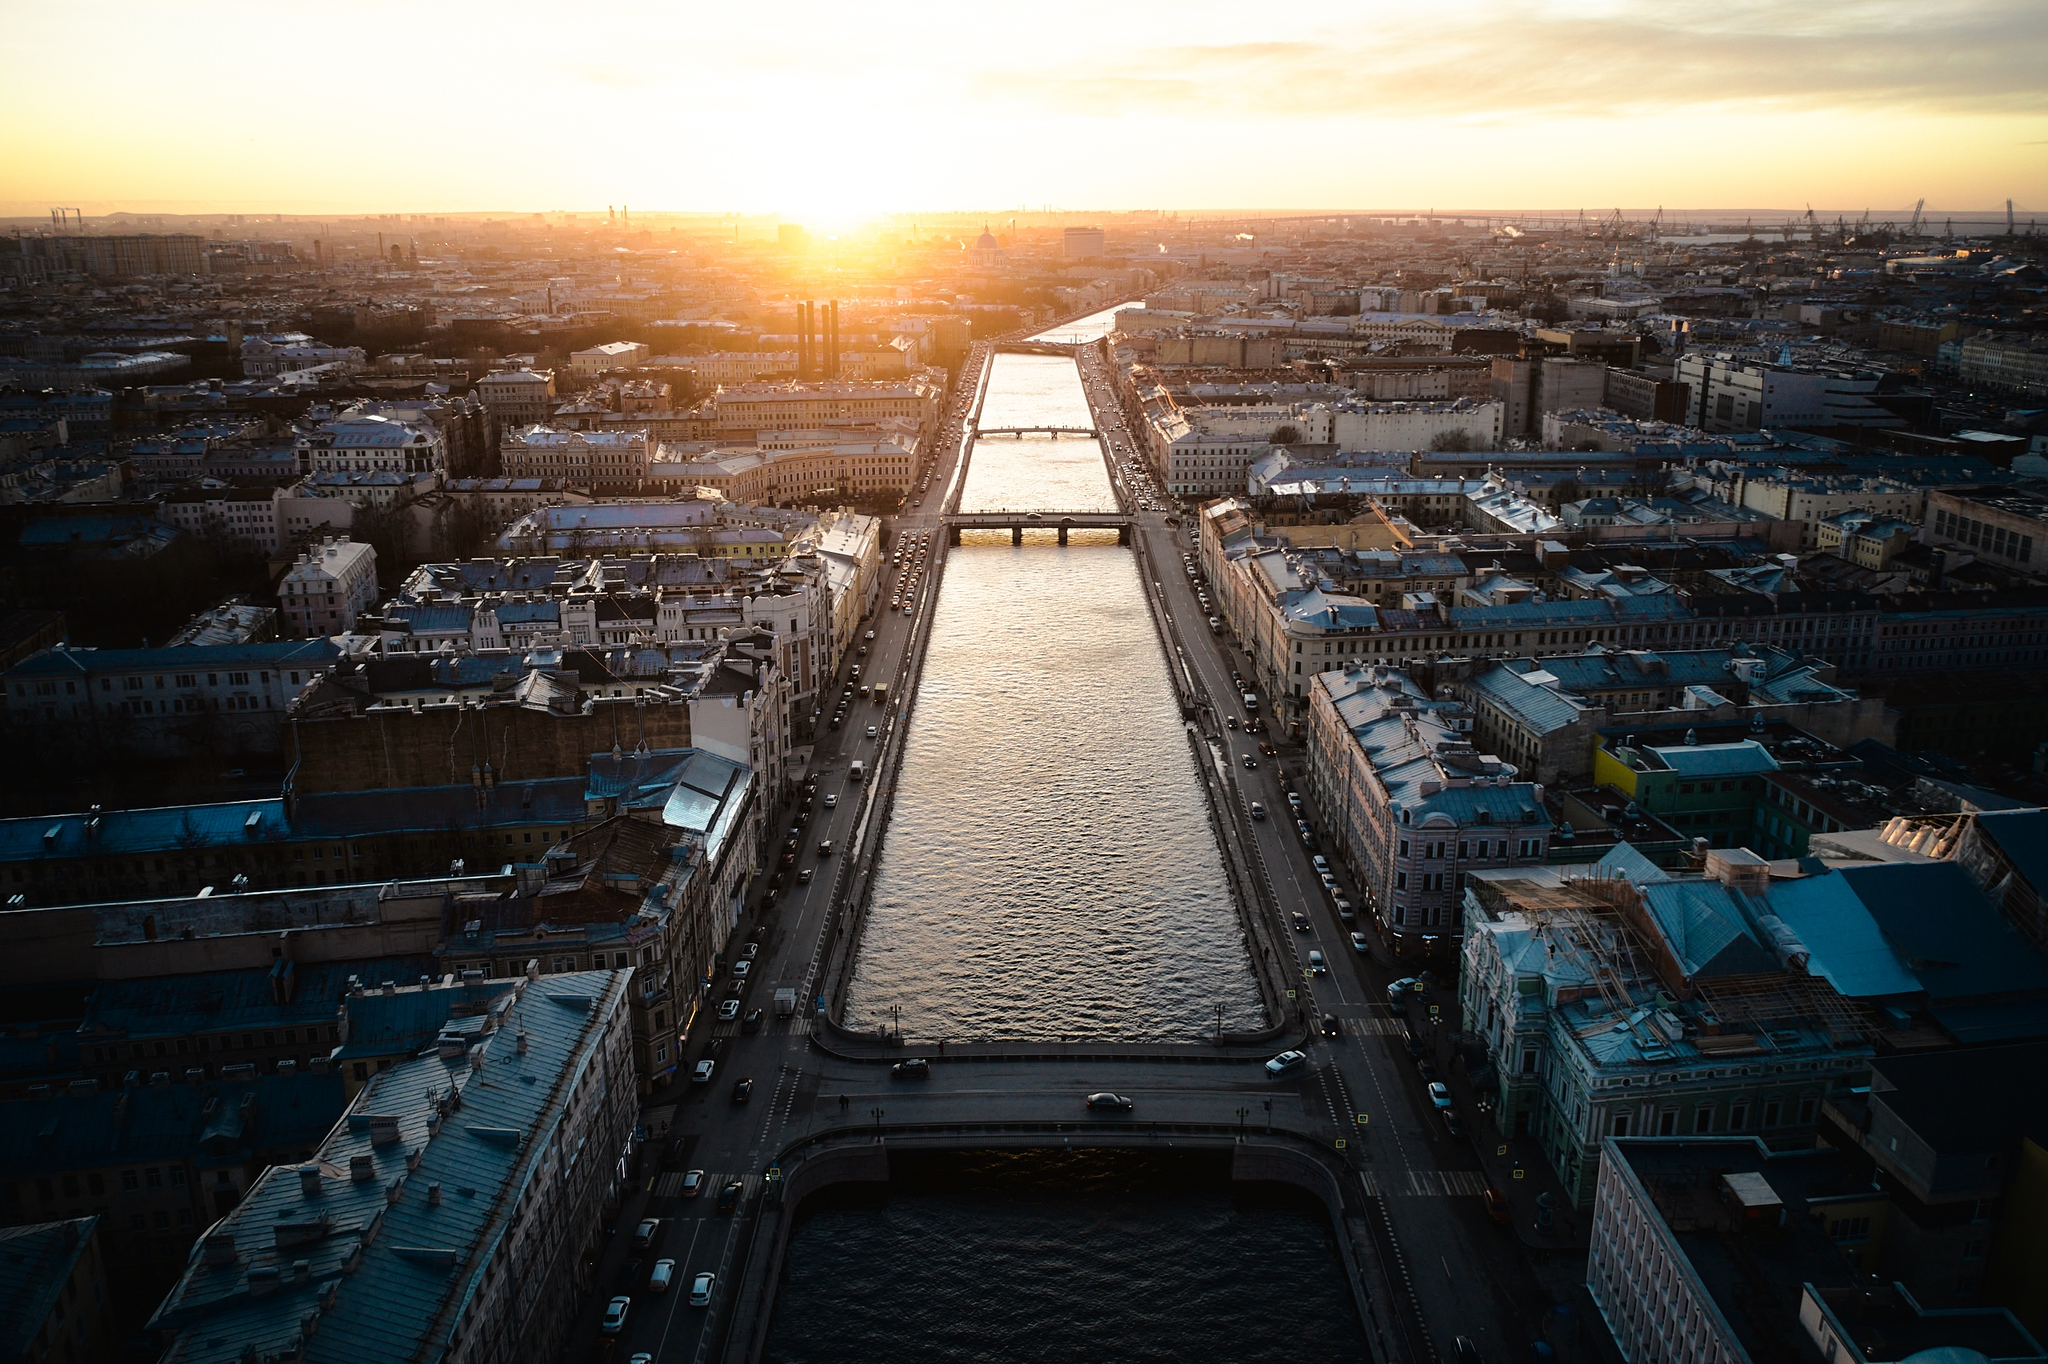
[
  {"left": 1262, "top": 1098, "right": 1273, "bottom": 1134},
  {"left": 1236, "top": 1105, "right": 1249, "bottom": 1138},
  {"left": 870, "top": 1106, "right": 885, "bottom": 1142}
]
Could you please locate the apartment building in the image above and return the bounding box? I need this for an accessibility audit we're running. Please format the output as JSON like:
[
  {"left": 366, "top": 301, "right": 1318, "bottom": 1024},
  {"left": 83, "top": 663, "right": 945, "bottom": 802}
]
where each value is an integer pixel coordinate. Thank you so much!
[
  {"left": 295, "top": 412, "right": 446, "bottom": 477},
  {"left": 147, "top": 968, "right": 636, "bottom": 1364},
  {"left": 278, "top": 537, "right": 379, "bottom": 638},
  {"left": 498, "top": 426, "right": 650, "bottom": 488},
  {"left": 1306, "top": 665, "right": 1551, "bottom": 956}
]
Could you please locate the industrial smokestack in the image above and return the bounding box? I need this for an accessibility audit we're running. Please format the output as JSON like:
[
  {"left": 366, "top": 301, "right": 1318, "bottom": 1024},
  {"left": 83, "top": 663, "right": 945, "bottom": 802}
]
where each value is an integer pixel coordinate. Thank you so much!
[
  {"left": 796, "top": 303, "right": 809, "bottom": 380},
  {"left": 829, "top": 300, "right": 840, "bottom": 379}
]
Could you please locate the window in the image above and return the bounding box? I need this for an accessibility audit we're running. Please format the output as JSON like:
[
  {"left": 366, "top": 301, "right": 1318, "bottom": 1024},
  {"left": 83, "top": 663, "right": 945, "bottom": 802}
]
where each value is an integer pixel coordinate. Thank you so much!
[
  {"left": 1763, "top": 1099, "right": 1782, "bottom": 1127},
  {"left": 1658, "top": 1110, "right": 1678, "bottom": 1136},
  {"left": 1610, "top": 1112, "right": 1631, "bottom": 1136},
  {"left": 1694, "top": 1106, "right": 1714, "bottom": 1133},
  {"left": 1829, "top": 1216, "right": 1871, "bottom": 1243},
  {"left": 1728, "top": 1102, "right": 1749, "bottom": 1130},
  {"left": 145, "top": 1168, "right": 162, "bottom": 1189}
]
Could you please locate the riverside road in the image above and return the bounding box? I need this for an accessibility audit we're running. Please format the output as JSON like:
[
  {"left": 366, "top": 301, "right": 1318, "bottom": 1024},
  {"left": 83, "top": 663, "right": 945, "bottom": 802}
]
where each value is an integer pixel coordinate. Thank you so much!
[{"left": 574, "top": 320, "right": 1596, "bottom": 1364}]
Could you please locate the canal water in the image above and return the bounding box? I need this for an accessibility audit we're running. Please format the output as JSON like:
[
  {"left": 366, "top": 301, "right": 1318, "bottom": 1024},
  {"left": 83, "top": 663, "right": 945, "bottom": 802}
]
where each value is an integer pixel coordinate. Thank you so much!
[
  {"left": 843, "top": 348, "right": 1260, "bottom": 1041},
  {"left": 764, "top": 1150, "right": 1367, "bottom": 1364}
]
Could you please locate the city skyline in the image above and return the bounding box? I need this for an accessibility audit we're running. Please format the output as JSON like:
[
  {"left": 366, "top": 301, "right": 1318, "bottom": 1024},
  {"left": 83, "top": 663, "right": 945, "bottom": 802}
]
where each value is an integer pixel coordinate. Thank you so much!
[{"left": 4, "top": 0, "right": 2045, "bottom": 220}]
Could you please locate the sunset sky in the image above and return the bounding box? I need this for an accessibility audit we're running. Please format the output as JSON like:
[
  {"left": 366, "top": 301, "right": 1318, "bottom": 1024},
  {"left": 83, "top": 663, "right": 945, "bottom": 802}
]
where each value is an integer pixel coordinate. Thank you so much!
[{"left": 3, "top": 0, "right": 2044, "bottom": 220}]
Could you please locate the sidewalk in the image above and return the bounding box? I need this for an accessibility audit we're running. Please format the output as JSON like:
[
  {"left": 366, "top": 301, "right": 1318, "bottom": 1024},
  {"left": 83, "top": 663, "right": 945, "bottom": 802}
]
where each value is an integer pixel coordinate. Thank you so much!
[{"left": 1435, "top": 1019, "right": 1590, "bottom": 1253}]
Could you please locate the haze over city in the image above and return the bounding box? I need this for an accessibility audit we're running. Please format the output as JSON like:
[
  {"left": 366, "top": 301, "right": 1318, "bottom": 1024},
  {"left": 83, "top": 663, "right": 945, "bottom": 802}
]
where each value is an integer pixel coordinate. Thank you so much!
[
  {"left": 5, "top": 5, "right": 2048, "bottom": 1364},
  {"left": 4, "top": 0, "right": 2046, "bottom": 218}
]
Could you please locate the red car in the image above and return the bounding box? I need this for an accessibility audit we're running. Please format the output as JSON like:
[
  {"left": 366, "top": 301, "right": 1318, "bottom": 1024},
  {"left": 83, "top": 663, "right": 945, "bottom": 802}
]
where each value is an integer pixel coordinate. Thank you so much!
[{"left": 1482, "top": 1188, "right": 1511, "bottom": 1224}]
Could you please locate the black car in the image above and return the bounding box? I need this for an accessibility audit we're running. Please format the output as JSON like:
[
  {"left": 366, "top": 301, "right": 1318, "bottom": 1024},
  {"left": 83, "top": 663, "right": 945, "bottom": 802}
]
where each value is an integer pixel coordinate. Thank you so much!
[
  {"left": 1455, "top": 1339, "right": 1481, "bottom": 1364},
  {"left": 891, "top": 1058, "right": 930, "bottom": 1079},
  {"left": 742, "top": 1008, "right": 765, "bottom": 1033},
  {"left": 1321, "top": 1012, "right": 1342, "bottom": 1037},
  {"left": 1291, "top": 911, "right": 1310, "bottom": 932},
  {"left": 1417, "top": 1060, "right": 1439, "bottom": 1083},
  {"left": 717, "top": 1181, "right": 742, "bottom": 1213},
  {"left": 724, "top": 978, "right": 746, "bottom": 1000},
  {"left": 731, "top": 1077, "right": 753, "bottom": 1103}
]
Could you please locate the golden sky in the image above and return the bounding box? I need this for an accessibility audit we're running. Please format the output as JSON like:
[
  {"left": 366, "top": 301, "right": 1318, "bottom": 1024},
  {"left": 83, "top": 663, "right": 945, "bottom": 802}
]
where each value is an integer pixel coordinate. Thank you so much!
[{"left": 2, "top": 0, "right": 2044, "bottom": 219}]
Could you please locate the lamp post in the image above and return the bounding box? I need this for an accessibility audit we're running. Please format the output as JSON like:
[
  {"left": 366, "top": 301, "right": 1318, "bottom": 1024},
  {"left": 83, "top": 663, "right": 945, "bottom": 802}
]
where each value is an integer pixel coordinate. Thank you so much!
[
  {"left": 1236, "top": 1105, "right": 1249, "bottom": 1138},
  {"left": 870, "top": 1106, "right": 885, "bottom": 1142},
  {"left": 1263, "top": 1098, "right": 1273, "bottom": 1134}
]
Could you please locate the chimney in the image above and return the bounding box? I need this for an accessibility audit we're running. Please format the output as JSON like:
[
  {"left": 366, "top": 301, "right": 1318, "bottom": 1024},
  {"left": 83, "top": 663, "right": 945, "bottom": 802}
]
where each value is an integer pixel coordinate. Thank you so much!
[
  {"left": 516, "top": 1031, "right": 530, "bottom": 1055},
  {"left": 203, "top": 1233, "right": 238, "bottom": 1266},
  {"left": 427, "top": 1182, "right": 443, "bottom": 1206},
  {"left": 298, "top": 1165, "right": 323, "bottom": 1198},
  {"left": 369, "top": 1115, "right": 401, "bottom": 1146},
  {"left": 348, "top": 1154, "right": 374, "bottom": 1182}
]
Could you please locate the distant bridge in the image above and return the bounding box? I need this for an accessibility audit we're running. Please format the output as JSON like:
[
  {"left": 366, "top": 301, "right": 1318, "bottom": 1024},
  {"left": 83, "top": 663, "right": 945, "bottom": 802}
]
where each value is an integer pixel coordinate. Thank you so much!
[
  {"left": 972, "top": 424, "right": 1098, "bottom": 439},
  {"left": 943, "top": 510, "right": 1133, "bottom": 545}
]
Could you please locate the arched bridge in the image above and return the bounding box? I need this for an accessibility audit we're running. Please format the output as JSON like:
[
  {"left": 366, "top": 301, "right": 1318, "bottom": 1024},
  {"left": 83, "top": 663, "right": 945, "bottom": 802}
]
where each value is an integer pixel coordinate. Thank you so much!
[{"left": 943, "top": 510, "right": 1134, "bottom": 545}]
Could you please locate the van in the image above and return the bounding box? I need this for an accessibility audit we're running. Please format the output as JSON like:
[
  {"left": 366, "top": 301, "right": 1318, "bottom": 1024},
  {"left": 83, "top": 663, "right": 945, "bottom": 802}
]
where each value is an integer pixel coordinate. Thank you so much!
[
  {"left": 649, "top": 1259, "right": 676, "bottom": 1294},
  {"left": 849, "top": 760, "right": 866, "bottom": 782}
]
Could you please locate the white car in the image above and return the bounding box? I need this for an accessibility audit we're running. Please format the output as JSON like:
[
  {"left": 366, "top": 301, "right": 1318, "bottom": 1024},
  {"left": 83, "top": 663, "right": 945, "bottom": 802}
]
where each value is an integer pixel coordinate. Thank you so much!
[
  {"left": 1428, "top": 1082, "right": 1453, "bottom": 1110},
  {"left": 865, "top": 725, "right": 878, "bottom": 739},
  {"left": 823, "top": 792, "right": 838, "bottom": 807},
  {"left": 1350, "top": 932, "right": 1370, "bottom": 952},
  {"left": 690, "top": 1271, "right": 716, "bottom": 1307},
  {"left": 732, "top": 959, "right": 751, "bottom": 978},
  {"left": 1265, "top": 1050, "right": 1308, "bottom": 1076},
  {"left": 717, "top": 999, "right": 741, "bottom": 1021},
  {"left": 692, "top": 1059, "right": 715, "bottom": 1084},
  {"left": 601, "top": 1296, "right": 630, "bottom": 1335}
]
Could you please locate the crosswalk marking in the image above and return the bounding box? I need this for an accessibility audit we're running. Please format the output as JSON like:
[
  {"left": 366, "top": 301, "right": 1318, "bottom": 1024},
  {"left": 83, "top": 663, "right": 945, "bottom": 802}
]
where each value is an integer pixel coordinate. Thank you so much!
[
  {"left": 652, "top": 1170, "right": 746, "bottom": 1200},
  {"left": 1360, "top": 1169, "right": 1487, "bottom": 1198},
  {"left": 1355, "top": 1018, "right": 1409, "bottom": 1036},
  {"left": 1401, "top": 1168, "right": 1491, "bottom": 1197}
]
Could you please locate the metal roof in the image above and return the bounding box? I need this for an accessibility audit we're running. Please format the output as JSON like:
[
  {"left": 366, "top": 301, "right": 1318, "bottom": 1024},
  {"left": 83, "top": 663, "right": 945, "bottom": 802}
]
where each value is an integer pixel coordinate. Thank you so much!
[
  {"left": 0, "top": 1218, "right": 97, "bottom": 1359},
  {"left": 149, "top": 970, "right": 629, "bottom": 1364}
]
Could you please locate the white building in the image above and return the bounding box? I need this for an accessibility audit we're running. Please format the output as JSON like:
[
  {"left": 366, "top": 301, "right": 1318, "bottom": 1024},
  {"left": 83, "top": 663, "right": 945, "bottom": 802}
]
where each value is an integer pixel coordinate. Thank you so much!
[
  {"left": 240, "top": 334, "right": 366, "bottom": 379},
  {"left": 280, "top": 536, "right": 379, "bottom": 638},
  {"left": 570, "top": 340, "right": 651, "bottom": 380},
  {"left": 297, "top": 412, "right": 446, "bottom": 477},
  {"left": 476, "top": 369, "right": 557, "bottom": 427},
  {"left": 498, "top": 426, "right": 650, "bottom": 487}
]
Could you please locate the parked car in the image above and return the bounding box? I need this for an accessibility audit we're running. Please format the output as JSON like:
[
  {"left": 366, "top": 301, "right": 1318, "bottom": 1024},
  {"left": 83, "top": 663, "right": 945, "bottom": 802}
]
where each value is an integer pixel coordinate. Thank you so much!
[
  {"left": 692, "top": 1059, "right": 715, "bottom": 1084},
  {"left": 1482, "top": 1188, "right": 1511, "bottom": 1224},
  {"left": 632, "top": 1218, "right": 659, "bottom": 1251},
  {"left": 1427, "top": 1081, "right": 1453, "bottom": 1110},
  {"left": 601, "top": 1297, "right": 630, "bottom": 1336},
  {"left": 1265, "top": 1050, "right": 1308, "bottom": 1076},
  {"left": 1350, "top": 931, "right": 1370, "bottom": 952},
  {"left": 718, "top": 999, "right": 741, "bottom": 1022},
  {"left": 649, "top": 1259, "right": 675, "bottom": 1294}
]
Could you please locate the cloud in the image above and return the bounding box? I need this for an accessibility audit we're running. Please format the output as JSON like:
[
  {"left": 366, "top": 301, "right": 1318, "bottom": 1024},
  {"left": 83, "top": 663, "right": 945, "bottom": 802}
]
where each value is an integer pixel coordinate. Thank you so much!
[{"left": 975, "top": 0, "right": 2048, "bottom": 121}]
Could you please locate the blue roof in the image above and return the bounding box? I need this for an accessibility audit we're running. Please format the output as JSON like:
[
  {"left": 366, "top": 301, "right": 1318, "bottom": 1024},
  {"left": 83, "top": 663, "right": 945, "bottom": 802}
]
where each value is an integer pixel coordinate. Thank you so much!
[
  {"left": 0, "top": 1218, "right": 97, "bottom": 1358},
  {"left": 82, "top": 957, "right": 438, "bottom": 1042},
  {"left": 149, "top": 971, "right": 630, "bottom": 1364},
  {"left": 0, "top": 1073, "right": 345, "bottom": 1180},
  {"left": 1464, "top": 665, "right": 1584, "bottom": 735},
  {"left": 1638, "top": 880, "right": 1776, "bottom": 980},
  {"left": 1766, "top": 874, "right": 1924, "bottom": 998},
  {"left": 1841, "top": 862, "right": 2048, "bottom": 1004},
  {"left": 4, "top": 640, "right": 340, "bottom": 679},
  {"left": 1646, "top": 740, "right": 1780, "bottom": 778}
]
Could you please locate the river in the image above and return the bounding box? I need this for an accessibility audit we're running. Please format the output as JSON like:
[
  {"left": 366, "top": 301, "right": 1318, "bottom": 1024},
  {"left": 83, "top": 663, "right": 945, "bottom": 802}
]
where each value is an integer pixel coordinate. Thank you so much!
[
  {"left": 841, "top": 340, "right": 1260, "bottom": 1042},
  {"left": 764, "top": 1150, "right": 1367, "bottom": 1364}
]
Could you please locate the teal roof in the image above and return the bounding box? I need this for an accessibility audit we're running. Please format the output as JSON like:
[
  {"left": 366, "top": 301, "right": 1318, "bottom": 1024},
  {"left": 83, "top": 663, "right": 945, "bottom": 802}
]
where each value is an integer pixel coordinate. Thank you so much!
[
  {"left": 1638, "top": 881, "right": 1776, "bottom": 980},
  {"left": 149, "top": 971, "right": 631, "bottom": 1364},
  {"left": 0, "top": 1218, "right": 96, "bottom": 1358}
]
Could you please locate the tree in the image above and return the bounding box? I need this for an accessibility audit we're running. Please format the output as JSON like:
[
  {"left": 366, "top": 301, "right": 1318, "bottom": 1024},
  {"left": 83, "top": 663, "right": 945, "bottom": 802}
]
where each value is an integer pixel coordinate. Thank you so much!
[
  {"left": 1272, "top": 424, "right": 1303, "bottom": 446},
  {"left": 1429, "top": 430, "right": 1475, "bottom": 452}
]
